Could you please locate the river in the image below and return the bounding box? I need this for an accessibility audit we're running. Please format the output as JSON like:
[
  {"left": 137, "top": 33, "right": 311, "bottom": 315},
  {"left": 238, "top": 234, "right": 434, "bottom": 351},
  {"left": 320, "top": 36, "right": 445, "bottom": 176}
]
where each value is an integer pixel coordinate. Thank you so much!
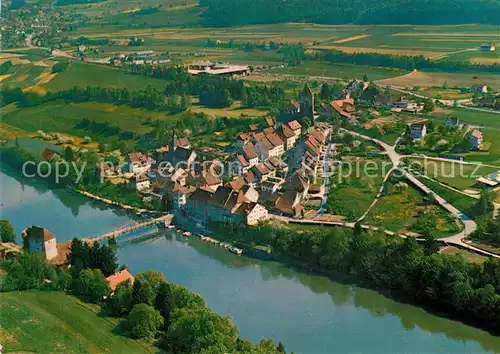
[{"left": 1, "top": 166, "right": 499, "bottom": 353}]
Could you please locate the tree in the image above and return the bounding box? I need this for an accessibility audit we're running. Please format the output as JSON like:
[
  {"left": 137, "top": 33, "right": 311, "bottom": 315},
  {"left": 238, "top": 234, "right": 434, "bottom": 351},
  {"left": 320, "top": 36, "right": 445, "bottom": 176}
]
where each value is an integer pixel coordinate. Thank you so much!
[
  {"left": 127, "top": 304, "right": 164, "bottom": 339},
  {"left": 132, "top": 279, "right": 156, "bottom": 306},
  {"left": 90, "top": 243, "right": 118, "bottom": 277},
  {"left": 475, "top": 190, "right": 494, "bottom": 216},
  {"left": 64, "top": 146, "right": 75, "bottom": 162},
  {"left": 0, "top": 220, "right": 16, "bottom": 243},
  {"left": 165, "top": 307, "right": 238, "bottom": 353},
  {"left": 423, "top": 98, "right": 435, "bottom": 112},
  {"left": 362, "top": 73, "right": 368, "bottom": 82},
  {"left": 155, "top": 282, "right": 174, "bottom": 328},
  {"left": 106, "top": 281, "right": 134, "bottom": 316},
  {"left": 320, "top": 83, "right": 330, "bottom": 99},
  {"left": 72, "top": 269, "right": 111, "bottom": 303}
]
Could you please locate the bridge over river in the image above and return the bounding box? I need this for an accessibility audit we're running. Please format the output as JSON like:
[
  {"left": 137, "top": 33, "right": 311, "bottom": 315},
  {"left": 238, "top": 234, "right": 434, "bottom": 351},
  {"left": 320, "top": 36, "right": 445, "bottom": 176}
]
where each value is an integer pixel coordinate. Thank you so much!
[{"left": 84, "top": 214, "right": 173, "bottom": 243}]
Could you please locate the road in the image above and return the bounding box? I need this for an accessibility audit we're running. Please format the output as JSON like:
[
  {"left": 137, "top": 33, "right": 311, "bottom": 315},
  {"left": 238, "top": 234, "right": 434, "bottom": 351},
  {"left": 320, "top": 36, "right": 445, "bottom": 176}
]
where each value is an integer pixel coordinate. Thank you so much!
[
  {"left": 316, "top": 142, "right": 334, "bottom": 216},
  {"left": 336, "top": 129, "right": 500, "bottom": 258},
  {"left": 389, "top": 86, "right": 500, "bottom": 114}
]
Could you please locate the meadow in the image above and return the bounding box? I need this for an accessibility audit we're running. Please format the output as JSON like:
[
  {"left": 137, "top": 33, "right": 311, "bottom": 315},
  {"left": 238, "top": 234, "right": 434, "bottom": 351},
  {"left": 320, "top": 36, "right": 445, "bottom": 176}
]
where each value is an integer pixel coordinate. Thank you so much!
[
  {"left": 406, "top": 158, "right": 498, "bottom": 190},
  {"left": 1, "top": 101, "right": 176, "bottom": 137},
  {"left": 430, "top": 108, "right": 500, "bottom": 129},
  {"left": 364, "top": 182, "right": 460, "bottom": 237},
  {"left": 44, "top": 61, "right": 170, "bottom": 91},
  {"left": 268, "top": 61, "right": 409, "bottom": 80},
  {"left": 0, "top": 291, "right": 154, "bottom": 353},
  {"left": 416, "top": 176, "right": 479, "bottom": 218},
  {"left": 376, "top": 70, "right": 500, "bottom": 89},
  {"left": 326, "top": 159, "right": 387, "bottom": 221}
]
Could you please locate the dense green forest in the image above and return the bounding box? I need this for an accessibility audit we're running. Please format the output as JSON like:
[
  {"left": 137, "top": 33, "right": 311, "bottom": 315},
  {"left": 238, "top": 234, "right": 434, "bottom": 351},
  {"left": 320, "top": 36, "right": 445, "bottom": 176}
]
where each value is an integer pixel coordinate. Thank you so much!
[{"left": 199, "top": 0, "right": 500, "bottom": 26}]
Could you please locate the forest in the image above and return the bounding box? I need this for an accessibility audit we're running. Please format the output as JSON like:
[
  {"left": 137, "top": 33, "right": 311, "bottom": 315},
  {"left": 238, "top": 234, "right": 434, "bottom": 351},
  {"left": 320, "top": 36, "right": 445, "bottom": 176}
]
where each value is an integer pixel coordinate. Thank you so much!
[
  {"left": 199, "top": 0, "right": 500, "bottom": 26},
  {"left": 214, "top": 222, "right": 500, "bottom": 334}
]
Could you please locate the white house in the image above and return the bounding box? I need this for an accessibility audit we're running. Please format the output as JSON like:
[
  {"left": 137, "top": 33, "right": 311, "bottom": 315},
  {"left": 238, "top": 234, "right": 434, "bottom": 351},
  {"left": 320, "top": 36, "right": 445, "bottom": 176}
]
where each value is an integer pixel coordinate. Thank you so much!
[
  {"left": 471, "top": 85, "right": 488, "bottom": 94},
  {"left": 132, "top": 173, "right": 151, "bottom": 191},
  {"left": 444, "top": 117, "right": 462, "bottom": 129},
  {"left": 22, "top": 226, "right": 58, "bottom": 260},
  {"left": 470, "top": 129, "right": 483, "bottom": 150},
  {"left": 245, "top": 203, "right": 269, "bottom": 225},
  {"left": 410, "top": 124, "right": 427, "bottom": 140},
  {"left": 127, "top": 152, "right": 151, "bottom": 175}
]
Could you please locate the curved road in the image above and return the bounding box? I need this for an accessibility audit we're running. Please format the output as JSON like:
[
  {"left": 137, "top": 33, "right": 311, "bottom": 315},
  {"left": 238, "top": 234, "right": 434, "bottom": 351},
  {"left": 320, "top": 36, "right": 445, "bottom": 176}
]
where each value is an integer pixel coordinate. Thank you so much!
[{"left": 339, "top": 129, "right": 499, "bottom": 258}]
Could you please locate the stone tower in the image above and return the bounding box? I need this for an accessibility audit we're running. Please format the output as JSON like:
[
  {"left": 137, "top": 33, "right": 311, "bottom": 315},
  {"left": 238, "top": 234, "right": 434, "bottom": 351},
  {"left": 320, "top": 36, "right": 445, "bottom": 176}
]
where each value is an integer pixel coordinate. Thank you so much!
[{"left": 299, "top": 83, "right": 314, "bottom": 119}]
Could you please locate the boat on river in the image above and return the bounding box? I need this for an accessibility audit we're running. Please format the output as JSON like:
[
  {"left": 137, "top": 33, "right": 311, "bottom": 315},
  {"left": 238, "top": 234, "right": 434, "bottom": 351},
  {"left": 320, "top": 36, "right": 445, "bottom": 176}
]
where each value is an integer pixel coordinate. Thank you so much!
[{"left": 229, "top": 246, "right": 243, "bottom": 255}]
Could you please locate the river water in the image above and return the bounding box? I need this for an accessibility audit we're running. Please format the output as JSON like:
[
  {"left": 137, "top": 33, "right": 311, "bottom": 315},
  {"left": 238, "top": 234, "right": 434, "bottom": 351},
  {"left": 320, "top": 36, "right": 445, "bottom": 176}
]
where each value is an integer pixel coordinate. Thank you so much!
[{"left": 1, "top": 166, "right": 499, "bottom": 353}]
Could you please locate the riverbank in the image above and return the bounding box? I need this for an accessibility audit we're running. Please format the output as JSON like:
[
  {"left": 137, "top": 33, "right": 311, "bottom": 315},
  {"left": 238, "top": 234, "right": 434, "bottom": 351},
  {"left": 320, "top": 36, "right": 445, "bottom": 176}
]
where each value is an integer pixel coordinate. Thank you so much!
[
  {"left": 75, "top": 189, "right": 151, "bottom": 213},
  {"left": 207, "top": 221, "right": 500, "bottom": 336},
  {"left": 3, "top": 167, "right": 499, "bottom": 352}
]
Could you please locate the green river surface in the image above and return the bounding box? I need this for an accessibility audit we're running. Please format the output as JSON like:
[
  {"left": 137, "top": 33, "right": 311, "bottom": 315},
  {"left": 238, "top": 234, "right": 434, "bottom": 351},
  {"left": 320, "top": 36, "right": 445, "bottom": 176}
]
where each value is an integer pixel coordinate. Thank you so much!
[{"left": 1, "top": 165, "right": 499, "bottom": 353}]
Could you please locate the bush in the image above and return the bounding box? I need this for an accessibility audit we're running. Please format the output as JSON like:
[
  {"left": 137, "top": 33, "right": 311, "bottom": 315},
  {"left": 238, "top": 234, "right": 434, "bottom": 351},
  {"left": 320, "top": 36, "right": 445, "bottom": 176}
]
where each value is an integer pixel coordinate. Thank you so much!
[
  {"left": 52, "top": 62, "right": 69, "bottom": 73},
  {"left": 127, "top": 304, "right": 163, "bottom": 339},
  {"left": 0, "top": 220, "right": 16, "bottom": 243}
]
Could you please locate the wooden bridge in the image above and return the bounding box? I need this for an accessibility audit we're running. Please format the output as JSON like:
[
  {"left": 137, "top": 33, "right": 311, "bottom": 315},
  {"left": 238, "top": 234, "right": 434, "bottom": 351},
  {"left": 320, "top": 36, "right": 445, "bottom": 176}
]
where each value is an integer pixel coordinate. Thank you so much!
[{"left": 85, "top": 214, "right": 173, "bottom": 243}]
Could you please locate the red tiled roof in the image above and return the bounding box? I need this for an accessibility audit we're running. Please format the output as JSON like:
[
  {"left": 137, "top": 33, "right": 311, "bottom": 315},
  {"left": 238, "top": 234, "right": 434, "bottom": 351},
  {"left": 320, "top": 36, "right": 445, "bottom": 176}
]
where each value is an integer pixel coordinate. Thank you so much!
[
  {"left": 287, "top": 120, "right": 302, "bottom": 131},
  {"left": 106, "top": 269, "right": 134, "bottom": 290},
  {"left": 128, "top": 152, "right": 148, "bottom": 163},
  {"left": 471, "top": 129, "right": 483, "bottom": 138},
  {"left": 243, "top": 142, "right": 258, "bottom": 159}
]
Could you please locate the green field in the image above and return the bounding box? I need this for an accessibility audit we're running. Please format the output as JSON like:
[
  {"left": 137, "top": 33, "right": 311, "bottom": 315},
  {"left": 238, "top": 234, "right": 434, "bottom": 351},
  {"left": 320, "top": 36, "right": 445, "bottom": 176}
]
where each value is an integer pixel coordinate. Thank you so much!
[
  {"left": 415, "top": 176, "right": 479, "bottom": 218},
  {"left": 364, "top": 182, "right": 460, "bottom": 236},
  {"left": 326, "top": 159, "right": 389, "bottom": 220},
  {"left": 0, "top": 291, "right": 154, "bottom": 353},
  {"left": 430, "top": 108, "right": 500, "bottom": 129},
  {"left": 2, "top": 64, "right": 46, "bottom": 89},
  {"left": 407, "top": 158, "right": 498, "bottom": 190},
  {"left": 44, "top": 61, "right": 170, "bottom": 91},
  {"left": 268, "top": 61, "right": 408, "bottom": 80},
  {"left": 456, "top": 129, "right": 500, "bottom": 165},
  {"left": 2, "top": 101, "right": 176, "bottom": 138}
]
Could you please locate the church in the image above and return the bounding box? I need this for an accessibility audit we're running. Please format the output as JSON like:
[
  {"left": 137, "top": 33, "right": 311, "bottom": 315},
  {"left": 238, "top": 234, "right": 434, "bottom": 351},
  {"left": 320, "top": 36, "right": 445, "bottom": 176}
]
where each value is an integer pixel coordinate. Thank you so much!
[{"left": 278, "top": 83, "right": 315, "bottom": 123}]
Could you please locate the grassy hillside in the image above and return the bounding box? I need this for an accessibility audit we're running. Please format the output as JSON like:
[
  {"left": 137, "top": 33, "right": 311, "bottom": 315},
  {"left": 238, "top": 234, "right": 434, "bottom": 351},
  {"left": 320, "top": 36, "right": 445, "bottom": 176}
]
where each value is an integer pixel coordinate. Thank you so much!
[
  {"left": 1, "top": 101, "right": 177, "bottom": 139},
  {"left": 0, "top": 291, "right": 155, "bottom": 353},
  {"left": 44, "top": 61, "right": 169, "bottom": 91}
]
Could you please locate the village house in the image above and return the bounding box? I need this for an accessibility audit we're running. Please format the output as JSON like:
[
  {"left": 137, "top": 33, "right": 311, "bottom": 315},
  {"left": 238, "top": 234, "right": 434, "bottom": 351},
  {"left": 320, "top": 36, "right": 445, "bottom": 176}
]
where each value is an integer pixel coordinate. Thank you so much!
[
  {"left": 226, "top": 153, "right": 250, "bottom": 177},
  {"left": 410, "top": 123, "right": 427, "bottom": 140},
  {"left": 127, "top": 152, "right": 151, "bottom": 175},
  {"left": 479, "top": 97, "right": 499, "bottom": 109},
  {"left": 155, "top": 177, "right": 196, "bottom": 212},
  {"left": 323, "top": 98, "right": 357, "bottom": 124},
  {"left": 470, "top": 129, "right": 483, "bottom": 150},
  {"left": 346, "top": 79, "right": 369, "bottom": 92},
  {"left": 184, "top": 187, "right": 268, "bottom": 226},
  {"left": 106, "top": 269, "right": 135, "bottom": 291},
  {"left": 444, "top": 117, "right": 462, "bottom": 129},
  {"left": 251, "top": 162, "right": 275, "bottom": 182},
  {"left": 130, "top": 173, "right": 151, "bottom": 191},
  {"left": 479, "top": 43, "right": 496, "bottom": 52},
  {"left": 476, "top": 171, "right": 500, "bottom": 189},
  {"left": 285, "top": 170, "right": 311, "bottom": 199},
  {"left": 240, "top": 142, "right": 259, "bottom": 167},
  {"left": 471, "top": 84, "right": 488, "bottom": 94},
  {"left": 267, "top": 156, "right": 289, "bottom": 179},
  {"left": 41, "top": 148, "right": 62, "bottom": 161},
  {"left": 275, "top": 191, "right": 304, "bottom": 217},
  {"left": 255, "top": 134, "right": 284, "bottom": 161},
  {"left": 22, "top": 226, "right": 58, "bottom": 260},
  {"left": 392, "top": 97, "right": 423, "bottom": 113}
]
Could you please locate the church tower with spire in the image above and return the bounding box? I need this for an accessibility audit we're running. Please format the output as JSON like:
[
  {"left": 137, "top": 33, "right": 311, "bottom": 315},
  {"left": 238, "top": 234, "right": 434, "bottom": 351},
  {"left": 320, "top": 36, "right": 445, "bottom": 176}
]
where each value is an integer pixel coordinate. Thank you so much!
[{"left": 299, "top": 83, "right": 314, "bottom": 119}]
